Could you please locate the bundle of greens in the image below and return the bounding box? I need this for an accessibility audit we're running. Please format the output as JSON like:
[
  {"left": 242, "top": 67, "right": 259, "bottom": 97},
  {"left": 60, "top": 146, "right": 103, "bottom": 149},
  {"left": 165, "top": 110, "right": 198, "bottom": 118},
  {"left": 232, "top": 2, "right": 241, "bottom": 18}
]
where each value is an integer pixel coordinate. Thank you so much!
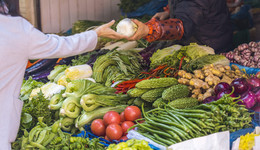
[
  {"left": 19, "top": 92, "right": 58, "bottom": 138},
  {"left": 183, "top": 55, "right": 230, "bottom": 72},
  {"left": 12, "top": 117, "right": 105, "bottom": 150},
  {"left": 92, "top": 50, "right": 143, "bottom": 86},
  {"left": 134, "top": 93, "right": 252, "bottom": 146}
]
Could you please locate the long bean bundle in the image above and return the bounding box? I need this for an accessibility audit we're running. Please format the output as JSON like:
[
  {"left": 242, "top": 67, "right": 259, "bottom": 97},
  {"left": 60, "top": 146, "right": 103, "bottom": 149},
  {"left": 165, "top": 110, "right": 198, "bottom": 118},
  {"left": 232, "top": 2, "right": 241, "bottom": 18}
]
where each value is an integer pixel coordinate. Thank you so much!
[{"left": 132, "top": 93, "right": 252, "bottom": 146}]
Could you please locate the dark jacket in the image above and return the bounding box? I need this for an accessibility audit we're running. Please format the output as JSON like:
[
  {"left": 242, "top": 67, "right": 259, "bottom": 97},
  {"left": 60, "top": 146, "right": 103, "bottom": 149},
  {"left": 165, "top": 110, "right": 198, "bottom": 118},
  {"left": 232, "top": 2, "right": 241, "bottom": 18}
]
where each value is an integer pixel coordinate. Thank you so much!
[{"left": 169, "top": 0, "right": 233, "bottom": 53}]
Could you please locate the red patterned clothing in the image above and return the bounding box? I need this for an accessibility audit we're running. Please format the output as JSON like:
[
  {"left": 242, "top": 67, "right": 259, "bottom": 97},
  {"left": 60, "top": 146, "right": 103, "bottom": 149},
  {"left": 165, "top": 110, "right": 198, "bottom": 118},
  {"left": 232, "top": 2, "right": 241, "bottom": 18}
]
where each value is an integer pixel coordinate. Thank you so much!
[{"left": 144, "top": 18, "right": 184, "bottom": 42}]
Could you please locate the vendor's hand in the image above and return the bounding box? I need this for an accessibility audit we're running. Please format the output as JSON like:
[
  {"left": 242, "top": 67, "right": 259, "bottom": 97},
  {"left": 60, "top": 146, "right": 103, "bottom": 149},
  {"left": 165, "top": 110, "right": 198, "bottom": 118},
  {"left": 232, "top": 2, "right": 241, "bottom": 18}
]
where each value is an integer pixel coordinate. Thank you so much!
[
  {"left": 94, "top": 20, "right": 128, "bottom": 40},
  {"left": 153, "top": 11, "right": 170, "bottom": 20},
  {"left": 127, "top": 19, "right": 149, "bottom": 41}
]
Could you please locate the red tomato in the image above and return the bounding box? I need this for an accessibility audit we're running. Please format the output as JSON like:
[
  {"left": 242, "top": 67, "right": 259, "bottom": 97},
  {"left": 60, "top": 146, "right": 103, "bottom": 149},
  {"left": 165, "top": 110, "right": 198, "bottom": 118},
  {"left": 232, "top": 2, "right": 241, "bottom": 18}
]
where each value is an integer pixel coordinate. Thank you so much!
[
  {"left": 121, "top": 121, "right": 135, "bottom": 135},
  {"left": 91, "top": 119, "right": 106, "bottom": 136},
  {"left": 106, "top": 123, "right": 123, "bottom": 140},
  {"left": 120, "top": 111, "right": 125, "bottom": 122},
  {"left": 103, "top": 111, "right": 121, "bottom": 126},
  {"left": 124, "top": 106, "right": 142, "bottom": 121},
  {"left": 119, "top": 136, "right": 128, "bottom": 141},
  {"left": 105, "top": 135, "right": 111, "bottom": 142}
]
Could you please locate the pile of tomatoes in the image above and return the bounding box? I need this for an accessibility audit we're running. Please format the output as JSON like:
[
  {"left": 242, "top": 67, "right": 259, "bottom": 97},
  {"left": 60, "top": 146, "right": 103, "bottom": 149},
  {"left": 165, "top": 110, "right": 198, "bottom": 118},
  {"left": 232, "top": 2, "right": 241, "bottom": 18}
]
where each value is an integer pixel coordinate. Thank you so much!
[{"left": 91, "top": 106, "right": 142, "bottom": 141}]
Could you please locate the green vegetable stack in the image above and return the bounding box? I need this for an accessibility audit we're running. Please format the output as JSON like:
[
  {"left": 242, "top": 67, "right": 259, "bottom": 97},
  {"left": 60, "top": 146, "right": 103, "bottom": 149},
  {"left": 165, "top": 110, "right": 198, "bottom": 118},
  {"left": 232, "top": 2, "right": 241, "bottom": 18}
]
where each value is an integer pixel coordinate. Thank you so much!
[
  {"left": 127, "top": 77, "right": 198, "bottom": 109},
  {"left": 13, "top": 117, "right": 105, "bottom": 150},
  {"left": 149, "top": 43, "right": 229, "bottom": 72},
  {"left": 133, "top": 93, "right": 252, "bottom": 146},
  {"left": 92, "top": 50, "right": 142, "bottom": 87}
]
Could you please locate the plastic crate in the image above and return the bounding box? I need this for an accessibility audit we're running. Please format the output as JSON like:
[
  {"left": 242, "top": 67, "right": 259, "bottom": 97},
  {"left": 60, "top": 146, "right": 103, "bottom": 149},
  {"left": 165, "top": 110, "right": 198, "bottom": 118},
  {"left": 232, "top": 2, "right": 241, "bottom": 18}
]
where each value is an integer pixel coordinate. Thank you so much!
[{"left": 253, "top": 111, "right": 260, "bottom": 126}]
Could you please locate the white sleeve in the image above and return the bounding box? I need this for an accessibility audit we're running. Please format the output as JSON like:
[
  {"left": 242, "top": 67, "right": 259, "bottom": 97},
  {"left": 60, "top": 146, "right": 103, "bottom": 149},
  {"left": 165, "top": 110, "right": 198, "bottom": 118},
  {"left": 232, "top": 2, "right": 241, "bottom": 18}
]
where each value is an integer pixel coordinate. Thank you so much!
[{"left": 24, "top": 19, "right": 98, "bottom": 60}]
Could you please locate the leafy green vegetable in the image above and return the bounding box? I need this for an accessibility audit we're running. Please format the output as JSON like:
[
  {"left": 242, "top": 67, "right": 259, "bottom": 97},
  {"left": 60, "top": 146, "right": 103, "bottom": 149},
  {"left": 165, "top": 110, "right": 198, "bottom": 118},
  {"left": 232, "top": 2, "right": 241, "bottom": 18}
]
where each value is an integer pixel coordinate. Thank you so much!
[
  {"left": 182, "top": 43, "right": 215, "bottom": 61},
  {"left": 92, "top": 50, "right": 142, "bottom": 86},
  {"left": 59, "top": 96, "right": 82, "bottom": 118},
  {"left": 62, "top": 79, "right": 116, "bottom": 98},
  {"left": 60, "top": 117, "right": 75, "bottom": 132},
  {"left": 71, "top": 50, "right": 99, "bottom": 66},
  {"left": 48, "top": 93, "right": 64, "bottom": 110},
  {"left": 47, "top": 65, "right": 68, "bottom": 81},
  {"left": 72, "top": 20, "right": 105, "bottom": 34},
  {"left": 20, "top": 77, "right": 44, "bottom": 101},
  {"left": 19, "top": 91, "right": 58, "bottom": 138},
  {"left": 183, "top": 54, "right": 230, "bottom": 72},
  {"left": 80, "top": 94, "right": 129, "bottom": 112},
  {"left": 150, "top": 45, "right": 182, "bottom": 68}
]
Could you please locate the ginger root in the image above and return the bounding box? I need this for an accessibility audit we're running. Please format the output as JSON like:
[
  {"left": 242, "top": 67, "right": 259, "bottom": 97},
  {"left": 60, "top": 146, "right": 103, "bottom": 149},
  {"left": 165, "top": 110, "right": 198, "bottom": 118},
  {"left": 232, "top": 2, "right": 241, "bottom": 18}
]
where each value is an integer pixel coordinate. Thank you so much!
[
  {"left": 189, "top": 79, "right": 209, "bottom": 89},
  {"left": 194, "top": 70, "right": 204, "bottom": 79},
  {"left": 205, "top": 74, "right": 220, "bottom": 86}
]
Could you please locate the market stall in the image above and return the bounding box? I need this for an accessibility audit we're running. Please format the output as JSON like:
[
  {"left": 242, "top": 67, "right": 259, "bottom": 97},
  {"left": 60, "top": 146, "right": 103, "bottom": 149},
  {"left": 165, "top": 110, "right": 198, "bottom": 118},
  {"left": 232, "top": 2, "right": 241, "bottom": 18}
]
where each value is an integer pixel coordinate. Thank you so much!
[{"left": 11, "top": 0, "right": 260, "bottom": 150}]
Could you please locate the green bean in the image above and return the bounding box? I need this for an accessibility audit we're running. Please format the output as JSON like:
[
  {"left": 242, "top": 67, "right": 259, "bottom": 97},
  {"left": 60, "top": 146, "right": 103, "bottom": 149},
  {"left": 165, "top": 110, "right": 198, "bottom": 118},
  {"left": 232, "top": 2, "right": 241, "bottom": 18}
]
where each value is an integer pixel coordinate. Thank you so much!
[
  {"left": 169, "top": 110, "right": 208, "bottom": 119},
  {"left": 168, "top": 105, "right": 208, "bottom": 114},
  {"left": 138, "top": 123, "right": 172, "bottom": 138},
  {"left": 188, "top": 118, "right": 208, "bottom": 129},
  {"left": 175, "top": 114, "right": 201, "bottom": 131},
  {"left": 146, "top": 121, "right": 182, "bottom": 142},
  {"left": 149, "top": 117, "right": 187, "bottom": 131},
  {"left": 137, "top": 131, "right": 167, "bottom": 146},
  {"left": 153, "top": 133, "right": 174, "bottom": 146}
]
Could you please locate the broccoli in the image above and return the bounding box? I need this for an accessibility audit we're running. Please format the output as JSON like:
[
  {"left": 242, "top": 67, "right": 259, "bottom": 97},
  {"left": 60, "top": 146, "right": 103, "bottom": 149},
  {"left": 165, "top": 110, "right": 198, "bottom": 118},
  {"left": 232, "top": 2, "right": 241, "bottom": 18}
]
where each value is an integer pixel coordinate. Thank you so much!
[{"left": 162, "top": 84, "right": 190, "bottom": 101}]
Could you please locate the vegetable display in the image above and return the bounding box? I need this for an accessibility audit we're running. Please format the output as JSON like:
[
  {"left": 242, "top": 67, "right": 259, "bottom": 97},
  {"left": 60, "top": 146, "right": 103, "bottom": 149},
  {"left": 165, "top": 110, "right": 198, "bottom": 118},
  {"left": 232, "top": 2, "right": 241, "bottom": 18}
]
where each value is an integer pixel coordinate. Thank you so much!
[
  {"left": 12, "top": 117, "right": 105, "bottom": 150},
  {"left": 222, "top": 41, "right": 260, "bottom": 68},
  {"left": 14, "top": 35, "right": 259, "bottom": 150}
]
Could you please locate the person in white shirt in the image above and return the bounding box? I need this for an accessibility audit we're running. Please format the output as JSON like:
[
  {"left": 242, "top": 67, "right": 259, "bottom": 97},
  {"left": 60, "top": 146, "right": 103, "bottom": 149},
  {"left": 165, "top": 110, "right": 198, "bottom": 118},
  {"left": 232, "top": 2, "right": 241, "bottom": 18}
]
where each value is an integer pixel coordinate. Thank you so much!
[{"left": 0, "top": 0, "right": 127, "bottom": 149}]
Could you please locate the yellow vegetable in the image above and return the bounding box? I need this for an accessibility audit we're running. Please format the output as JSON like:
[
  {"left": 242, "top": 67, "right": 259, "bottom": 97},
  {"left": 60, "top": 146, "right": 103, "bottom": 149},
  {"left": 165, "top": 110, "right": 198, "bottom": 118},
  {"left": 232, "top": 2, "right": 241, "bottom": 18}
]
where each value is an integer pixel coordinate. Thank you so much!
[
  {"left": 65, "top": 64, "right": 92, "bottom": 80},
  {"left": 239, "top": 133, "right": 260, "bottom": 150},
  {"left": 57, "top": 74, "right": 68, "bottom": 87}
]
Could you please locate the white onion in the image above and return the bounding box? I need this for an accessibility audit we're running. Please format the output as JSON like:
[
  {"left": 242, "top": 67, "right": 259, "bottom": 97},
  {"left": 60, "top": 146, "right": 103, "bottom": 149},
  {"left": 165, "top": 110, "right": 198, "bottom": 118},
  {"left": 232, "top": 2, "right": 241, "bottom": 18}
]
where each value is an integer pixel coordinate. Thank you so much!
[{"left": 116, "top": 18, "right": 137, "bottom": 37}]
